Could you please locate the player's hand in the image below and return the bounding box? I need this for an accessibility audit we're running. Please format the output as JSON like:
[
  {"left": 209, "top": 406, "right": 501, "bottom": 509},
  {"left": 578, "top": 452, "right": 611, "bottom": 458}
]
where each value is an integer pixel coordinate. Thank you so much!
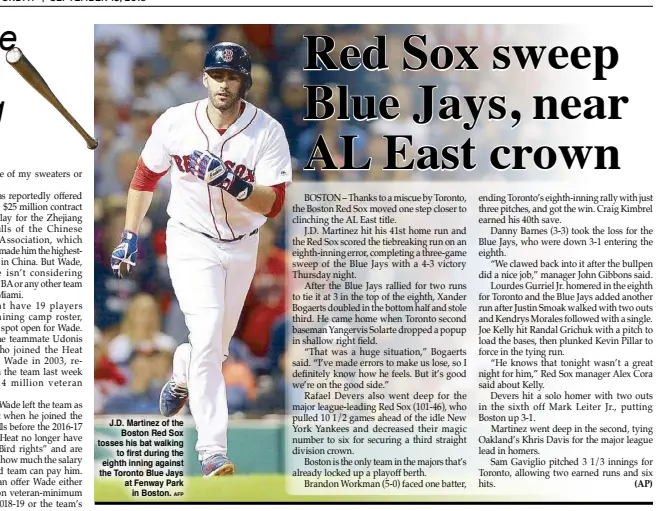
[
  {"left": 188, "top": 150, "right": 227, "bottom": 184},
  {"left": 188, "top": 150, "right": 253, "bottom": 201},
  {"left": 110, "top": 230, "right": 138, "bottom": 279},
  {"left": 186, "top": 150, "right": 209, "bottom": 181}
]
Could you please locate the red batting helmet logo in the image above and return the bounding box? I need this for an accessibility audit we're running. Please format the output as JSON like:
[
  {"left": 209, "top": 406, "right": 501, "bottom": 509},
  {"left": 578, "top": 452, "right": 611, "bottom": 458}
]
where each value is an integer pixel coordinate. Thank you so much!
[{"left": 222, "top": 49, "right": 233, "bottom": 62}]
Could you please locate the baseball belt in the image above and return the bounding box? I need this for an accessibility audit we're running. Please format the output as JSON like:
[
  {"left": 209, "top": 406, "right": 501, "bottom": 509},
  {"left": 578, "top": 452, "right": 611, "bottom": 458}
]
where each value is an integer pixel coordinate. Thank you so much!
[{"left": 202, "top": 228, "right": 259, "bottom": 243}]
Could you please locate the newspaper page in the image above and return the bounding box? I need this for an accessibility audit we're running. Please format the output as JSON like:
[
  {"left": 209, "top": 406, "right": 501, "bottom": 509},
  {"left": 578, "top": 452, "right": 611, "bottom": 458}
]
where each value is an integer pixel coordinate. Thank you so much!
[{"left": 0, "top": 0, "right": 659, "bottom": 508}]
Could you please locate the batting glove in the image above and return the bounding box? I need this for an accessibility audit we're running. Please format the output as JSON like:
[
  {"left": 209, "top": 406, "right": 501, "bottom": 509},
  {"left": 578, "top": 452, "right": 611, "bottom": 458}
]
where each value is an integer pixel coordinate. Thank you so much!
[
  {"left": 188, "top": 150, "right": 253, "bottom": 202},
  {"left": 110, "top": 230, "right": 138, "bottom": 279},
  {"left": 188, "top": 158, "right": 206, "bottom": 181}
]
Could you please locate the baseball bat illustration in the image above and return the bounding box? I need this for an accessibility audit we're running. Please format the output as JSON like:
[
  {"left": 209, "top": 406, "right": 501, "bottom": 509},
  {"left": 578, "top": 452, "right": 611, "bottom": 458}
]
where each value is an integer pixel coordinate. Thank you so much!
[{"left": 6, "top": 47, "right": 98, "bottom": 150}]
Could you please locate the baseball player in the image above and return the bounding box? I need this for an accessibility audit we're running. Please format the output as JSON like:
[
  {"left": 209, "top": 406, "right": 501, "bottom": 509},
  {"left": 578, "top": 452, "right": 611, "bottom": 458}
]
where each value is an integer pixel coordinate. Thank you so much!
[{"left": 110, "top": 42, "right": 292, "bottom": 477}]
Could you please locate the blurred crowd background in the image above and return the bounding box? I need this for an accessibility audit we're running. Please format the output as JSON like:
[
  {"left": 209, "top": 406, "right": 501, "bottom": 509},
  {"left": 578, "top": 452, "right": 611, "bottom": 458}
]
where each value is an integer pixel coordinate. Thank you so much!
[{"left": 94, "top": 24, "right": 544, "bottom": 417}]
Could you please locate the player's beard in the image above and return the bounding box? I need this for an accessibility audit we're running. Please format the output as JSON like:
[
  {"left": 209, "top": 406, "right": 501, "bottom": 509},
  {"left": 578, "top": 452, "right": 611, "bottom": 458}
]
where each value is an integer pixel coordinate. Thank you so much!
[{"left": 210, "top": 89, "right": 242, "bottom": 113}]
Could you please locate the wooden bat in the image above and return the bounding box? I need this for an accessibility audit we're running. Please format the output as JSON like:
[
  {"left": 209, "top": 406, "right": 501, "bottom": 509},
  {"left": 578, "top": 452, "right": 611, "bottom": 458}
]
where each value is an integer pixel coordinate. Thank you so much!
[{"left": 6, "top": 47, "right": 98, "bottom": 150}]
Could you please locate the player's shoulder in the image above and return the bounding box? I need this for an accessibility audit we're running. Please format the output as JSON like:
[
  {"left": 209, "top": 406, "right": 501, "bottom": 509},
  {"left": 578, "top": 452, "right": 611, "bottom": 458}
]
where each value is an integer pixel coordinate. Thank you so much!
[
  {"left": 157, "top": 100, "right": 202, "bottom": 123},
  {"left": 149, "top": 100, "right": 204, "bottom": 140},
  {"left": 246, "top": 101, "right": 285, "bottom": 134}
]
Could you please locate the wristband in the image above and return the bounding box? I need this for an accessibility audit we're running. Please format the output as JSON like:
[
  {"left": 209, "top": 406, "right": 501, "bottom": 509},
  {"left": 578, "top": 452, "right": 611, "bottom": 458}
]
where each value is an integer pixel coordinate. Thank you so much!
[{"left": 223, "top": 173, "right": 254, "bottom": 202}]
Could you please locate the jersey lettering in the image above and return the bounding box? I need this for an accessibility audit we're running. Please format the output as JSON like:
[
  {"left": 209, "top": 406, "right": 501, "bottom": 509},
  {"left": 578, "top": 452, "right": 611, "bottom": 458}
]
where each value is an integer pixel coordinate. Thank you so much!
[
  {"left": 171, "top": 155, "right": 255, "bottom": 183},
  {"left": 172, "top": 155, "right": 193, "bottom": 174}
]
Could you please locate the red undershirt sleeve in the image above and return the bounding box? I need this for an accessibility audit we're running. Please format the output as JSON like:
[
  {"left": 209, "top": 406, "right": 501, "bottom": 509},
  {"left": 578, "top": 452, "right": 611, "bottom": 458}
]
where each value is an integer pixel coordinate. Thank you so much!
[
  {"left": 130, "top": 157, "right": 168, "bottom": 192},
  {"left": 266, "top": 182, "right": 286, "bottom": 218}
]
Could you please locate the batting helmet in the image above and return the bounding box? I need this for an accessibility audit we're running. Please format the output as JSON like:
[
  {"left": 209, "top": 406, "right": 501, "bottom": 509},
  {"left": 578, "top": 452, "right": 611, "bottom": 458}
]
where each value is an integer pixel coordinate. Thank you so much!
[{"left": 203, "top": 42, "right": 252, "bottom": 93}]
